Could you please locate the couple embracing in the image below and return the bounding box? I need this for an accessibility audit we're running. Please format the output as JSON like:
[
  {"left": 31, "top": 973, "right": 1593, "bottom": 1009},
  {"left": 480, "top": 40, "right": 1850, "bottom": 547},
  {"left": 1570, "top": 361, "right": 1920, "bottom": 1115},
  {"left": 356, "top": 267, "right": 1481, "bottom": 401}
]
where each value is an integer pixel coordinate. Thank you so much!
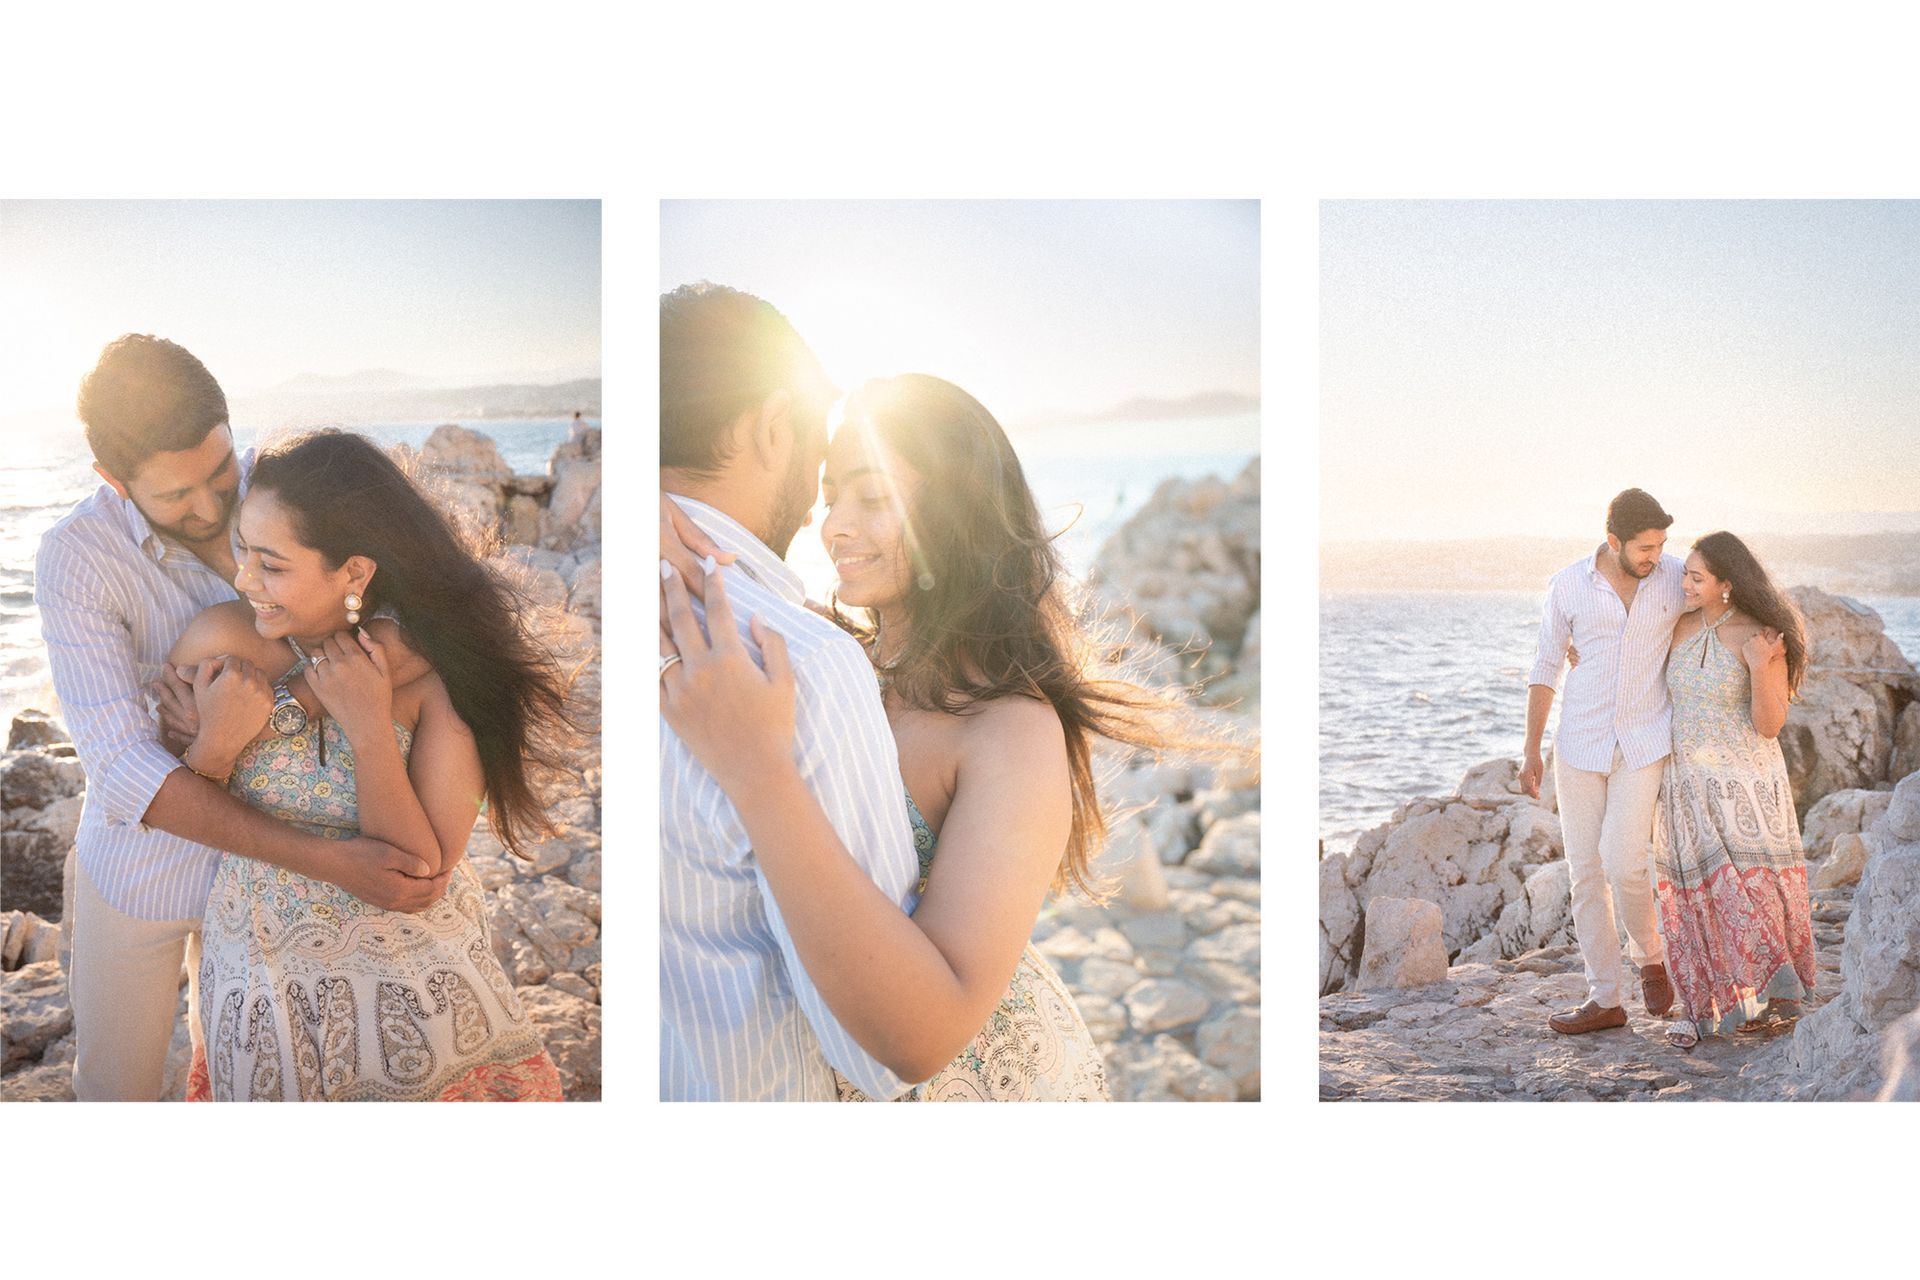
[
  {"left": 657, "top": 283, "right": 1211, "bottom": 1101},
  {"left": 39, "top": 335, "right": 572, "bottom": 1100},
  {"left": 1525, "top": 487, "right": 1818, "bottom": 1049}
]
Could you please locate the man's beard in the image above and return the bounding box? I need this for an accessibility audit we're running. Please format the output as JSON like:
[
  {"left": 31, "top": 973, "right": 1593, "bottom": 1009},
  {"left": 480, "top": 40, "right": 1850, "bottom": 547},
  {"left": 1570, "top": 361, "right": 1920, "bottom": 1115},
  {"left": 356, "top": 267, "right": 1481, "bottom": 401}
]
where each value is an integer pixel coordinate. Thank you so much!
[
  {"left": 1615, "top": 548, "right": 1654, "bottom": 579},
  {"left": 140, "top": 488, "right": 237, "bottom": 547},
  {"left": 763, "top": 449, "right": 815, "bottom": 559}
]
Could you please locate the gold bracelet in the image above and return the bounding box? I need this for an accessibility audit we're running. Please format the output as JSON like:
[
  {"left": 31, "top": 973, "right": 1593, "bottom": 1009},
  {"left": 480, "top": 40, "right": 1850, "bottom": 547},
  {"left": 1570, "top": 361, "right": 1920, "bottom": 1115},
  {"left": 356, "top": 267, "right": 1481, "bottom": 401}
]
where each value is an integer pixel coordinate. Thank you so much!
[{"left": 186, "top": 762, "right": 232, "bottom": 786}]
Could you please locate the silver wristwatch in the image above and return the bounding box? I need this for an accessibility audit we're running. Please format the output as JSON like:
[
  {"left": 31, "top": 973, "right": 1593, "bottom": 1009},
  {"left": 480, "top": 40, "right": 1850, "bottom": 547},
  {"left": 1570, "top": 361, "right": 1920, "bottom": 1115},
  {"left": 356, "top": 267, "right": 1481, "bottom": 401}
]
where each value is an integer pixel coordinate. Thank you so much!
[{"left": 268, "top": 679, "right": 309, "bottom": 737}]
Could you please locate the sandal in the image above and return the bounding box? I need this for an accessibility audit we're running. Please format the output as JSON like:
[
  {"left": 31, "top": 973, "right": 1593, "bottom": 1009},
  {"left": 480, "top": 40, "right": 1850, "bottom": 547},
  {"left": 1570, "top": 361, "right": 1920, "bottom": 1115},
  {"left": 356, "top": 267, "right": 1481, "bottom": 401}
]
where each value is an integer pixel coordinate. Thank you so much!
[{"left": 1665, "top": 1021, "right": 1700, "bottom": 1050}]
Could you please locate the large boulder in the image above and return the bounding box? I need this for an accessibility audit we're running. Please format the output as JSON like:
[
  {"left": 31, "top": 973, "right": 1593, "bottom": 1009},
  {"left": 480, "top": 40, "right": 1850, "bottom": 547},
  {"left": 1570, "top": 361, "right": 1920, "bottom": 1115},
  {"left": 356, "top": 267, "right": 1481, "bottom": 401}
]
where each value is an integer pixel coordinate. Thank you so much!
[
  {"left": 1089, "top": 459, "right": 1259, "bottom": 683},
  {"left": 1355, "top": 897, "right": 1449, "bottom": 991},
  {"left": 1778, "top": 588, "right": 1916, "bottom": 813},
  {"left": 1800, "top": 787, "right": 1895, "bottom": 861},
  {"left": 1783, "top": 771, "right": 1920, "bottom": 1097}
]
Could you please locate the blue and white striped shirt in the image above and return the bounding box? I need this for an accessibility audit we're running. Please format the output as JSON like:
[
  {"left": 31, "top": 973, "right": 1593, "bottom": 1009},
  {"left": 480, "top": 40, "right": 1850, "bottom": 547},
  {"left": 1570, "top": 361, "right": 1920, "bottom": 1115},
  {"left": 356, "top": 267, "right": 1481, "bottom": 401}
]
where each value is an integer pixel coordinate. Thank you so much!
[
  {"left": 34, "top": 458, "right": 251, "bottom": 921},
  {"left": 659, "top": 496, "right": 922, "bottom": 1101},
  {"left": 1528, "top": 547, "right": 1686, "bottom": 773}
]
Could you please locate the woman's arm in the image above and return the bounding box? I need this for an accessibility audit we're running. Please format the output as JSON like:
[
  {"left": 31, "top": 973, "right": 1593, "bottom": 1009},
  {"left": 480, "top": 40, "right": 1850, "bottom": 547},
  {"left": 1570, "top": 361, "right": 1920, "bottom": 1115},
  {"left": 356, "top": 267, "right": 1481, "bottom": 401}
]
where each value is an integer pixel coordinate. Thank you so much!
[
  {"left": 661, "top": 567, "right": 1071, "bottom": 1081},
  {"left": 1744, "top": 628, "right": 1790, "bottom": 738},
  {"left": 304, "top": 630, "right": 478, "bottom": 876}
]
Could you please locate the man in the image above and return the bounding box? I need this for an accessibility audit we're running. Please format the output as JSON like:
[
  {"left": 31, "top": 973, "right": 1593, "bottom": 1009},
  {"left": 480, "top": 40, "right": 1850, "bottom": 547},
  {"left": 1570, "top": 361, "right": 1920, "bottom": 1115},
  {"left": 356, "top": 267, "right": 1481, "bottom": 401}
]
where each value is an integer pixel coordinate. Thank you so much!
[
  {"left": 657, "top": 283, "right": 922, "bottom": 1100},
  {"left": 1522, "top": 487, "right": 1681, "bottom": 1034},
  {"left": 37, "top": 334, "right": 449, "bottom": 1100}
]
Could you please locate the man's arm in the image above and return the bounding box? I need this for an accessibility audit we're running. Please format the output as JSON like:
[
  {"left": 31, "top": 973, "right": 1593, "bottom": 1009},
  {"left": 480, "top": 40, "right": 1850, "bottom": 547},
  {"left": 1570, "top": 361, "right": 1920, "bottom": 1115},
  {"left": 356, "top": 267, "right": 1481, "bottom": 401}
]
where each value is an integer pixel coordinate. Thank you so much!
[
  {"left": 35, "top": 540, "right": 447, "bottom": 911},
  {"left": 1521, "top": 580, "right": 1569, "bottom": 799}
]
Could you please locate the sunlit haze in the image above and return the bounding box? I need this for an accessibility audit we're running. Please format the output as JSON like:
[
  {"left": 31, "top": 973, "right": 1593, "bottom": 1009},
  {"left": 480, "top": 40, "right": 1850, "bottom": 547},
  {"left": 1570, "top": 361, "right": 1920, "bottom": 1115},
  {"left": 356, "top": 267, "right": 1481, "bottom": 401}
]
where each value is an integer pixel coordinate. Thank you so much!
[
  {"left": 1322, "top": 201, "right": 1920, "bottom": 543},
  {"left": 661, "top": 200, "right": 1259, "bottom": 427},
  {"left": 0, "top": 200, "right": 601, "bottom": 421}
]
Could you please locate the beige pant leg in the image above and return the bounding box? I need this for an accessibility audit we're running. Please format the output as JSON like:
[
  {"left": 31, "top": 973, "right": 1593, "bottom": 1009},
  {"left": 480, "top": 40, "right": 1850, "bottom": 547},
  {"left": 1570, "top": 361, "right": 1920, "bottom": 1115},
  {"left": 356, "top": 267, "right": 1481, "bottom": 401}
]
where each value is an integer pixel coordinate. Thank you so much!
[
  {"left": 1555, "top": 752, "right": 1626, "bottom": 1008},
  {"left": 1598, "top": 754, "right": 1666, "bottom": 970},
  {"left": 69, "top": 863, "right": 202, "bottom": 1101}
]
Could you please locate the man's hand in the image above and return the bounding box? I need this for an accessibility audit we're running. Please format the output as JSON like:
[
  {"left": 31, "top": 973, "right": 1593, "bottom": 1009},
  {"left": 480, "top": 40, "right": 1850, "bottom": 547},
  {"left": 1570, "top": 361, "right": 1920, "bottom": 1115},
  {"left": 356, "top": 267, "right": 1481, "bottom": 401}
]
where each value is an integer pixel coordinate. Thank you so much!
[
  {"left": 325, "top": 836, "right": 455, "bottom": 913},
  {"left": 153, "top": 664, "right": 201, "bottom": 756},
  {"left": 1520, "top": 749, "right": 1545, "bottom": 799}
]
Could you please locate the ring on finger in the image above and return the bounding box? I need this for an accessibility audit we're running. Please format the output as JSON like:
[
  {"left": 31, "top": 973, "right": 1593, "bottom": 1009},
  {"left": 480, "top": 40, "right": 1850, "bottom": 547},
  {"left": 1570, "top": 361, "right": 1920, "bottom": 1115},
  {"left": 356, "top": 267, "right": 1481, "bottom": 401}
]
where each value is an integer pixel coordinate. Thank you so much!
[
  {"left": 311, "top": 653, "right": 329, "bottom": 665},
  {"left": 659, "top": 653, "right": 683, "bottom": 680}
]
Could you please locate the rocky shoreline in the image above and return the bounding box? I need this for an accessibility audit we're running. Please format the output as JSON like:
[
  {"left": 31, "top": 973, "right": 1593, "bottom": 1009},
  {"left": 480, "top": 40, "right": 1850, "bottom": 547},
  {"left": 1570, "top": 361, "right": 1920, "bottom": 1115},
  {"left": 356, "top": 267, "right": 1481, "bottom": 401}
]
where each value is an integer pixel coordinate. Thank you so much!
[
  {"left": 1320, "top": 586, "right": 1920, "bottom": 1101},
  {"left": 1043, "top": 459, "right": 1261, "bottom": 1101},
  {"left": 1, "top": 423, "right": 603, "bottom": 1101}
]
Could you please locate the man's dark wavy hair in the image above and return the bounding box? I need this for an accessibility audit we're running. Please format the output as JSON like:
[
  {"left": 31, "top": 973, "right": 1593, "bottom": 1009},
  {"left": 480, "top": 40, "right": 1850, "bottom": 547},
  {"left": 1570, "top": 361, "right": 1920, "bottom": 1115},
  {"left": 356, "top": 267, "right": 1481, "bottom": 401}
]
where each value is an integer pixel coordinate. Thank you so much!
[
  {"left": 77, "top": 335, "right": 229, "bottom": 480},
  {"left": 659, "top": 282, "right": 835, "bottom": 475}
]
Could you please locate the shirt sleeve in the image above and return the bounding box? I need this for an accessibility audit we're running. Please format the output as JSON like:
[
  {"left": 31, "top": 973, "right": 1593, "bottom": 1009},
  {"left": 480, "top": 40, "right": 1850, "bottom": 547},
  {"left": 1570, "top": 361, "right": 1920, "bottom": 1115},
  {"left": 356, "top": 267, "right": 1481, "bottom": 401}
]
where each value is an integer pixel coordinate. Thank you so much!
[
  {"left": 34, "top": 534, "right": 181, "bottom": 828},
  {"left": 1527, "top": 576, "right": 1572, "bottom": 690},
  {"left": 753, "top": 629, "right": 926, "bottom": 1098}
]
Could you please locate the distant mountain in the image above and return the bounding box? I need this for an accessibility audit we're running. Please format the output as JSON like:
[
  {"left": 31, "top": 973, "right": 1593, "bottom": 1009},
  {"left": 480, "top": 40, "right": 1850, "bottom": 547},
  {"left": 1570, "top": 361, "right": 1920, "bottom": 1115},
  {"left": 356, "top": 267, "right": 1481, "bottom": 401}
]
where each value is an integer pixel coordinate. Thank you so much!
[
  {"left": 273, "top": 369, "right": 429, "bottom": 393},
  {"left": 233, "top": 377, "right": 601, "bottom": 427},
  {"left": 1323, "top": 530, "right": 1920, "bottom": 596},
  {"left": 1024, "top": 390, "right": 1260, "bottom": 427}
]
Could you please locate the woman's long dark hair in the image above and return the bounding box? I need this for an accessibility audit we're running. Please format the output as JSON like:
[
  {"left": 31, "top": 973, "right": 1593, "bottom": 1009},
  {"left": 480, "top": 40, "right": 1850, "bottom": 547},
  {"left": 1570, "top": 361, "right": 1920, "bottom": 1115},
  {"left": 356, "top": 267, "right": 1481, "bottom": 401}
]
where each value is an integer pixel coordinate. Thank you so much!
[
  {"left": 831, "top": 375, "right": 1234, "bottom": 898},
  {"left": 1694, "top": 530, "right": 1809, "bottom": 697},
  {"left": 250, "top": 429, "right": 574, "bottom": 855}
]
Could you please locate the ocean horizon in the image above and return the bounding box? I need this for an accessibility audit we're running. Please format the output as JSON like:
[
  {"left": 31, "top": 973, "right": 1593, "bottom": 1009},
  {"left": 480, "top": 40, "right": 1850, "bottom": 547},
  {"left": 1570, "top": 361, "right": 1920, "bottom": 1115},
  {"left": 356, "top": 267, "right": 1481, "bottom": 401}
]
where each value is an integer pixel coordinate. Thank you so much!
[{"left": 1320, "top": 587, "right": 1920, "bottom": 853}]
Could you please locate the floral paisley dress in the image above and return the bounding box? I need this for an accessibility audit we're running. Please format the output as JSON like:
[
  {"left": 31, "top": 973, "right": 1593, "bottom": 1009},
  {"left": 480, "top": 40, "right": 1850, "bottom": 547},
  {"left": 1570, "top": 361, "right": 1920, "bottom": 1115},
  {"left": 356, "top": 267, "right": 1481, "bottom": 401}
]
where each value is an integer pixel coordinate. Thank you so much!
[
  {"left": 837, "top": 794, "right": 1110, "bottom": 1102},
  {"left": 1652, "top": 611, "right": 1817, "bottom": 1039},
  {"left": 185, "top": 712, "right": 561, "bottom": 1101}
]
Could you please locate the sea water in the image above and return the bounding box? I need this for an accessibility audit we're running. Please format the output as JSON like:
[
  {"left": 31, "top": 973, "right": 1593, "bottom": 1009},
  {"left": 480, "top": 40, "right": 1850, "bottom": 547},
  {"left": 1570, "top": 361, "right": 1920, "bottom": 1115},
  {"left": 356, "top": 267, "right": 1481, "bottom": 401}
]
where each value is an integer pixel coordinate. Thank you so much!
[{"left": 1319, "top": 589, "right": 1920, "bottom": 852}]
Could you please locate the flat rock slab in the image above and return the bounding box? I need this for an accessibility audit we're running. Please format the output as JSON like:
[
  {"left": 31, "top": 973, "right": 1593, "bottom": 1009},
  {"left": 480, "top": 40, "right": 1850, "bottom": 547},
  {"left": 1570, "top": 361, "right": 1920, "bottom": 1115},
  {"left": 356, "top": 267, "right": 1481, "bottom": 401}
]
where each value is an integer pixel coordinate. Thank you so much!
[{"left": 1320, "top": 887, "right": 1852, "bottom": 1102}]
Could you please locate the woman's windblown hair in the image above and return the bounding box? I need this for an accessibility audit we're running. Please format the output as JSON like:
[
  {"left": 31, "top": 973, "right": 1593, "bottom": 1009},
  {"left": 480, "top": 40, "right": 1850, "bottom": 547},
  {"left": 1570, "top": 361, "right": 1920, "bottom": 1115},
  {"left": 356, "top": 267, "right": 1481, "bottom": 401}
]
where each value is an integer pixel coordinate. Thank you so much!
[
  {"left": 1693, "top": 530, "right": 1809, "bottom": 697},
  {"left": 831, "top": 375, "right": 1240, "bottom": 898},
  {"left": 250, "top": 429, "right": 577, "bottom": 855}
]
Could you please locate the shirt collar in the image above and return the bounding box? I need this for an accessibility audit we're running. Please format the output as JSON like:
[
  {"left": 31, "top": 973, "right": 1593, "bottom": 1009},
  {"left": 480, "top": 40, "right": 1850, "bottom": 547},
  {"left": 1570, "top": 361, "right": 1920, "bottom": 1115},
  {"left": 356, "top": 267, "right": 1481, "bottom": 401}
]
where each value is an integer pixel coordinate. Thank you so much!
[
  {"left": 664, "top": 493, "right": 805, "bottom": 607},
  {"left": 117, "top": 446, "right": 255, "bottom": 564}
]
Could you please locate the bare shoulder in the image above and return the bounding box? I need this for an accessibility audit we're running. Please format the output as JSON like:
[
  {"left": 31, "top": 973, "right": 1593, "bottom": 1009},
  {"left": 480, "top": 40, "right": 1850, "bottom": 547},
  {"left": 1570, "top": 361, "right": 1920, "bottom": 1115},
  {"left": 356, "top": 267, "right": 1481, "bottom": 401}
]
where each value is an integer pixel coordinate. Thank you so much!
[
  {"left": 169, "top": 599, "right": 280, "bottom": 666},
  {"left": 960, "top": 694, "right": 1067, "bottom": 765}
]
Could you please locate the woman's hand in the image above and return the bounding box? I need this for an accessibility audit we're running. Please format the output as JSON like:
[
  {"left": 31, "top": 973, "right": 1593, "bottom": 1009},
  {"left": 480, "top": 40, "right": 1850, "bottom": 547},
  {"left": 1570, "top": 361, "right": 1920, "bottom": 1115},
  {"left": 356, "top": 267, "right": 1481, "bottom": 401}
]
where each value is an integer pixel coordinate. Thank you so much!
[
  {"left": 182, "top": 655, "right": 273, "bottom": 779},
  {"left": 304, "top": 627, "right": 395, "bottom": 745},
  {"left": 1743, "top": 627, "right": 1785, "bottom": 672},
  {"left": 659, "top": 560, "right": 797, "bottom": 795},
  {"left": 660, "top": 493, "right": 735, "bottom": 611}
]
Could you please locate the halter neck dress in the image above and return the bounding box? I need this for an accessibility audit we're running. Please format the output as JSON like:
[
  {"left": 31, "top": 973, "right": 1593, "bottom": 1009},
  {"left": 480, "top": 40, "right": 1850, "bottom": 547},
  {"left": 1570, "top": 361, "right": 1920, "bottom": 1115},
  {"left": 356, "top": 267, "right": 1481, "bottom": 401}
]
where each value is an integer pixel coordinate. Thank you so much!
[
  {"left": 836, "top": 793, "right": 1111, "bottom": 1102},
  {"left": 185, "top": 667, "right": 561, "bottom": 1101},
  {"left": 1652, "top": 610, "right": 1817, "bottom": 1038}
]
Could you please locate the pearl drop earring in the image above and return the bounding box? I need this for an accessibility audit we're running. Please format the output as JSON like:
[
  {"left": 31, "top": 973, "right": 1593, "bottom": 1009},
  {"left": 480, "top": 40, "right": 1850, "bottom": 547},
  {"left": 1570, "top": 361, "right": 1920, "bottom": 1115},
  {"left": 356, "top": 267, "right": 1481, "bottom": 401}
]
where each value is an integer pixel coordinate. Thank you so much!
[{"left": 345, "top": 592, "right": 363, "bottom": 625}]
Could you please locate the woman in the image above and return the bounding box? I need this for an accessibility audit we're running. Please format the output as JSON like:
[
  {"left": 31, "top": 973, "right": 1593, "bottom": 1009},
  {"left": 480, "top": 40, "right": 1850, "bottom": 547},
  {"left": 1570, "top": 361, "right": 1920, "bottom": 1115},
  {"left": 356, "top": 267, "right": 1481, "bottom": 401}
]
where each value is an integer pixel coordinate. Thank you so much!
[
  {"left": 1654, "top": 531, "right": 1817, "bottom": 1049},
  {"left": 661, "top": 374, "right": 1222, "bottom": 1101},
  {"left": 170, "top": 429, "right": 568, "bottom": 1100}
]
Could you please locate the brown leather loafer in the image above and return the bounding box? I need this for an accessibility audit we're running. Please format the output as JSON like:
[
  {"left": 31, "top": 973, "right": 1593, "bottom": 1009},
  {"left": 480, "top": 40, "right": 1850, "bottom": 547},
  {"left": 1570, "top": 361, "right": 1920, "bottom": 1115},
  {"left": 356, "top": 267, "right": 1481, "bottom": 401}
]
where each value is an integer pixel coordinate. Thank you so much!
[
  {"left": 1640, "top": 963, "right": 1674, "bottom": 1017},
  {"left": 1549, "top": 1001, "right": 1628, "bottom": 1034}
]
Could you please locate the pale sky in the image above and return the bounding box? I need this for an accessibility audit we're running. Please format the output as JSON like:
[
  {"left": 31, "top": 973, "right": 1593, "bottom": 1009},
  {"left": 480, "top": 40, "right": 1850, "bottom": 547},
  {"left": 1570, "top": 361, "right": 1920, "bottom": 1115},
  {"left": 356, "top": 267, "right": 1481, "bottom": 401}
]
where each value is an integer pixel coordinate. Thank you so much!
[
  {"left": 660, "top": 200, "right": 1260, "bottom": 427},
  {"left": 1322, "top": 200, "right": 1920, "bottom": 541},
  {"left": 0, "top": 200, "right": 601, "bottom": 418}
]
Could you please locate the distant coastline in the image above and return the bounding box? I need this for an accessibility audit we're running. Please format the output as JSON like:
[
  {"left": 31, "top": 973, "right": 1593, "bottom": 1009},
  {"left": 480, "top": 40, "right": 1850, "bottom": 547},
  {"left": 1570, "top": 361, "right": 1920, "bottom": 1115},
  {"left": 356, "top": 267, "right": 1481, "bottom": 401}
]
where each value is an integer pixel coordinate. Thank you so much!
[{"left": 1323, "top": 531, "right": 1920, "bottom": 597}]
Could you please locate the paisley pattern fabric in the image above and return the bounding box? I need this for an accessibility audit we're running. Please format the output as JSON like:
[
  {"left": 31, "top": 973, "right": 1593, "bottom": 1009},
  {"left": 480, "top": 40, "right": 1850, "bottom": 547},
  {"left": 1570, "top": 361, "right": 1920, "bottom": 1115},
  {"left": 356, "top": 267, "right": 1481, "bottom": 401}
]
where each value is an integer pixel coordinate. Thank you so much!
[
  {"left": 1653, "top": 614, "right": 1817, "bottom": 1037},
  {"left": 838, "top": 795, "right": 1110, "bottom": 1102},
  {"left": 185, "top": 716, "right": 561, "bottom": 1101}
]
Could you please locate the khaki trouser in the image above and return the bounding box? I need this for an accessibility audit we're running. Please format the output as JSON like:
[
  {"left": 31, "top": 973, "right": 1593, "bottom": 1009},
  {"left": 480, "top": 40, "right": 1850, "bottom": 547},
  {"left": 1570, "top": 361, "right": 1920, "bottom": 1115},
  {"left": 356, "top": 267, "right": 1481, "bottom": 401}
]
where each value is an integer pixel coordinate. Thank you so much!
[
  {"left": 69, "top": 862, "right": 203, "bottom": 1101},
  {"left": 1554, "top": 746, "right": 1666, "bottom": 1009}
]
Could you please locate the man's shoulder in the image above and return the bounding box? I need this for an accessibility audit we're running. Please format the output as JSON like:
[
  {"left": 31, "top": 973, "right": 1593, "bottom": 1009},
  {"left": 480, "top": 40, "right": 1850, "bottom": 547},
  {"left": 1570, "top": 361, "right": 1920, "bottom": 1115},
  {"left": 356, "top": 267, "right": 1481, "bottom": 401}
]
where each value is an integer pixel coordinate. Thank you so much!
[
  {"left": 1547, "top": 553, "right": 1594, "bottom": 591},
  {"left": 37, "top": 487, "right": 129, "bottom": 575}
]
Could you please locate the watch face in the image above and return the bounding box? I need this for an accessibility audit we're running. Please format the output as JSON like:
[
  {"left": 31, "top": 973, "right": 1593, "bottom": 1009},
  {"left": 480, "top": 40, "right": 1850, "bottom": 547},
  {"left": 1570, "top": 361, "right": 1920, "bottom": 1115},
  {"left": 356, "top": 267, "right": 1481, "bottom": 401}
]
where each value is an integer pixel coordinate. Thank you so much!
[{"left": 270, "top": 697, "right": 308, "bottom": 737}]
